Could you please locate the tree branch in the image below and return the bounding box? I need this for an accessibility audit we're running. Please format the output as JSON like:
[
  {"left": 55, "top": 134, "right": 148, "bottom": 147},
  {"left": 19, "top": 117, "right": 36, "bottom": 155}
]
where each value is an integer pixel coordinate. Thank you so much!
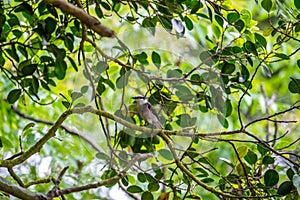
[{"left": 43, "top": 0, "right": 114, "bottom": 38}]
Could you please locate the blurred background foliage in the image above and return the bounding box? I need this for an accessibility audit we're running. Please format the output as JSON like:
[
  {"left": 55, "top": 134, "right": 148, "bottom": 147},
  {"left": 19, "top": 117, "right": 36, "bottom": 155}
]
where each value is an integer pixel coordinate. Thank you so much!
[{"left": 0, "top": 0, "right": 299, "bottom": 199}]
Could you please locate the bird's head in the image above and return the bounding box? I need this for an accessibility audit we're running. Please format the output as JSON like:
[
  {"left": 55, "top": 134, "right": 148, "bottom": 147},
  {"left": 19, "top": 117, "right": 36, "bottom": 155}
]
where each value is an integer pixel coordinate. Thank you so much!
[{"left": 132, "top": 95, "right": 148, "bottom": 105}]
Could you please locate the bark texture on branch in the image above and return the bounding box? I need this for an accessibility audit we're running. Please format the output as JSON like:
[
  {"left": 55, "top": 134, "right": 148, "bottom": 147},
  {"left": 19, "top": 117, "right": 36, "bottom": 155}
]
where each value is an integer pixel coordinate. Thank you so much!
[{"left": 44, "top": 0, "right": 115, "bottom": 38}]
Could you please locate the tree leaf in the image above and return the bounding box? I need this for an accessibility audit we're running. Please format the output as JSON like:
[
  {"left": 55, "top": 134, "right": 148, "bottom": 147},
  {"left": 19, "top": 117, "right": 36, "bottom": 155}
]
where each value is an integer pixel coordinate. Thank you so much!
[
  {"left": 288, "top": 78, "right": 300, "bottom": 94},
  {"left": 264, "top": 169, "right": 279, "bottom": 187},
  {"left": 261, "top": 0, "right": 272, "bottom": 12},
  {"left": 294, "top": 0, "right": 300, "bottom": 9},
  {"left": 127, "top": 185, "right": 143, "bottom": 193},
  {"left": 244, "top": 150, "right": 257, "bottom": 165},
  {"left": 7, "top": 89, "right": 22, "bottom": 104},
  {"left": 277, "top": 181, "right": 294, "bottom": 196},
  {"left": 151, "top": 51, "right": 161, "bottom": 68},
  {"left": 262, "top": 155, "right": 274, "bottom": 164},
  {"left": 184, "top": 16, "right": 193, "bottom": 30},
  {"left": 95, "top": 152, "right": 110, "bottom": 160},
  {"left": 141, "top": 191, "right": 154, "bottom": 200},
  {"left": 158, "top": 149, "right": 173, "bottom": 160},
  {"left": 227, "top": 12, "right": 240, "bottom": 23},
  {"left": 190, "top": 1, "right": 203, "bottom": 14},
  {"left": 255, "top": 33, "right": 267, "bottom": 48}
]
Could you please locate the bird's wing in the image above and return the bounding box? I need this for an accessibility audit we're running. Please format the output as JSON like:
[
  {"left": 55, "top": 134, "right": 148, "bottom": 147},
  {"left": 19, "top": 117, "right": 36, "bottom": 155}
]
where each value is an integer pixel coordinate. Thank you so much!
[{"left": 147, "top": 103, "right": 160, "bottom": 119}]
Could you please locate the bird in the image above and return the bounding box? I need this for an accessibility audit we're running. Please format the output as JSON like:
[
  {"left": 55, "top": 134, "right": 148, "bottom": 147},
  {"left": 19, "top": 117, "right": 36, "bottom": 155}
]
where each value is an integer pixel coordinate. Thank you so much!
[{"left": 132, "top": 95, "right": 164, "bottom": 129}]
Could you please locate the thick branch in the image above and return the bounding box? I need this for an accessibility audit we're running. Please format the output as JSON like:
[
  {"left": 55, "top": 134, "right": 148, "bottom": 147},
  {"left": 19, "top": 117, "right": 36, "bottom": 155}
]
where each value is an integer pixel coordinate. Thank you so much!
[
  {"left": 43, "top": 0, "right": 114, "bottom": 37},
  {"left": 0, "top": 177, "right": 47, "bottom": 200}
]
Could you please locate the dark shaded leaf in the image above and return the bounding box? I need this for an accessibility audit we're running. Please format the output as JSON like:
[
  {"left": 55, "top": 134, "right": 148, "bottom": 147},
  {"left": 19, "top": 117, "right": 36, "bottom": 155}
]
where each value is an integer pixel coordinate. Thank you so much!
[
  {"left": 147, "top": 182, "right": 159, "bottom": 191},
  {"left": 262, "top": 155, "right": 274, "bottom": 164},
  {"left": 227, "top": 12, "right": 240, "bottom": 23},
  {"left": 151, "top": 51, "right": 161, "bottom": 68},
  {"left": 215, "top": 15, "right": 224, "bottom": 27},
  {"left": 7, "top": 89, "right": 22, "bottom": 104},
  {"left": 287, "top": 168, "right": 295, "bottom": 180},
  {"left": 295, "top": 0, "right": 300, "bottom": 9},
  {"left": 277, "top": 181, "right": 294, "bottom": 196},
  {"left": 262, "top": 0, "right": 272, "bottom": 11},
  {"left": 141, "top": 191, "right": 153, "bottom": 200},
  {"left": 244, "top": 150, "right": 257, "bottom": 165},
  {"left": 190, "top": 1, "right": 203, "bottom": 14},
  {"left": 184, "top": 16, "right": 193, "bottom": 30},
  {"left": 264, "top": 169, "right": 279, "bottom": 187},
  {"left": 234, "top": 19, "right": 245, "bottom": 32},
  {"left": 21, "top": 64, "right": 37, "bottom": 76},
  {"left": 288, "top": 78, "right": 300, "bottom": 94},
  {"left": 137, "top": 173, "right": 147, "bottom": 183},
  {"left": 243, "top": 41, "right": 258, "bottom": 56},
  {"left": 255, "top": 33, "right": 267, "bottom": 48},
  {"left": 127, "top": 185, "right": 143, "bottom": 193},
  {"left": 257, "top": 143, "right": 269, "bottom": 155}
]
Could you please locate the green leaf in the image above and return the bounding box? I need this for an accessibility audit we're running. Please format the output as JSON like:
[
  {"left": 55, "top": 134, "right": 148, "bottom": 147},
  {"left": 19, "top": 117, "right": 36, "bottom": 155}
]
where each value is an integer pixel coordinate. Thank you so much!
[
  {"left": 295, "top": 22, "right": 300, "bottom": 32},
  {"left": 95, "top": 152, "right": 110, "bottom": 160},
  {"left": 288, "top": 78, "right": 300, "bottom": 94},
  {"left": 137, "top": 173, "right": 147, "bottom": 183},
  {"left": 141, "top": 191, "right": 154, "bottom": 200},
  {"left": 262, "top": 0, "right": 272, "bottom": 12},
  {"left": 7, "top": 89, "right": 22, "bottom": 104},
  {"left": 175, "top": 85, "right": 193, "bottom": 101},
  {"left": 158, "top": 149, "right": 173, "bottom": 160},
  {"left": 45, "top": 17, "right": 56, "bottom": 34},
  {"left": 127, "top": 185, "right": 143, "bottom": 193},
  {"left": 184, "top": 16, "right": 193, "bottom": 30},
  {"left": 15, "top": 2, "right": 33, "bottom": 14},
  {"left": 227, "top": 12, "right": 240, "bottom": 23},
  {"left": 294, "top": 0, "right": 300, "bottom": 9},
  {"left": 201, "top": 178, "right": 214, "bottom": 183},
  {"left": 257, "top": 143, "right": 269, "bottom": 155},
  {"left": 243, "top": 41, "right": 258, "bottom": 56},
  {"left": 71, "top": 91, "right": 82, "bottom": 101},
  {"left": 262, "top": 155, "right": 274, "bottom": 164},
  {"left": 95, "top": 61, "right": 109, "bottom": 74},
  {"left": 274, "top": 53, "right": 289, "bottom": 60},
  {"left": 97, "top": 83, "right": 106, "bottom": 95},
  {"left": 167, "top": 69, "right": 182, "bottom": 78},
  {"left": 277, "top": 181, "right": 293, "bottom": 196},
  {"left": 62, "top": 101, "right": 71, "bottom": 109},
  {"left": 200, "top": 51, "right": 214, "bottom": 66},
  {"left": 287, "top": 168, "right": 295, "bottom": 180},
  {"left": 54, "top": 61, "right": 67, "bottom": 80},
  {"left": 221, "top": 62, "right": 235, "bottom": 74},
  {"left": 67, "top": 56, "right": 78, "bottom": 72},
  {"left": 21, "top": 64, "right": 37, "bottom": 76},
  {"left": 234, "top": 19, "right": 245, "bottom": 32},
  {"left": 255, "top": 33, "right": 267, "bottom": 48},
  {"left": 215, "top": 15, "right": 224, "bottom": 27},
  {"left": 147, "top": 182, "right": 159, "bottom": 191},
  {"left": 237, "top": 146, "right": 248, "bottom": 158},
  {"left": 101, "top": 2, "right": 111, "bottom": 10},
  {"left": 22, "top": 122, "right": 35, "bottom": 133},
  {"left": 31, "top": 75, "right": 39, "bottom": 94},
  {"left": 151, "top": 51, "right": 161, "bottom": 68},
  {"left": 190, "top": 1, "right": 203, "bottom": 14},
  {"left": 64, "top": 34, "right": 74, "bottom": 52},
  {"left": 264, "top": 169, "right": 279, "bottom": 187},
  {"left": 244, "top": 150, "right": 257, "bottom": 165},
  {"left": 217, "top": 114, "right": 228, "bottom": 128}
]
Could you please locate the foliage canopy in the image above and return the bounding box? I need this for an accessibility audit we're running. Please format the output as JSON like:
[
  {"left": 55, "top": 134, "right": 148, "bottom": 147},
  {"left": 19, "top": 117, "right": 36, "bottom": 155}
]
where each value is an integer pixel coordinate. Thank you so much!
[{"left": 0, "top": 0, "right": 299, "bottom": 199}]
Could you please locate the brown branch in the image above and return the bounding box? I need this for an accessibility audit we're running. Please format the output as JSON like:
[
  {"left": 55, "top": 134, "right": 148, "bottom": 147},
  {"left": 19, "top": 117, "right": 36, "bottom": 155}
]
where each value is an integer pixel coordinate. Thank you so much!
[
  {"left": 43, "top": 0, "right": 114, "bottom": 38},
  {"left": 11, "top": 106, "right": 104, "bottom": 154}
]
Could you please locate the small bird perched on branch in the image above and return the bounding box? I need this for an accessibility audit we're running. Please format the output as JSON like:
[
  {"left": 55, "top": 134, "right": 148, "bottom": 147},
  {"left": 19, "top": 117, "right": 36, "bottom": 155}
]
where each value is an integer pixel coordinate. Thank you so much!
[{"left": 132, "top": 95, "right": 163, "bottom": 129}]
